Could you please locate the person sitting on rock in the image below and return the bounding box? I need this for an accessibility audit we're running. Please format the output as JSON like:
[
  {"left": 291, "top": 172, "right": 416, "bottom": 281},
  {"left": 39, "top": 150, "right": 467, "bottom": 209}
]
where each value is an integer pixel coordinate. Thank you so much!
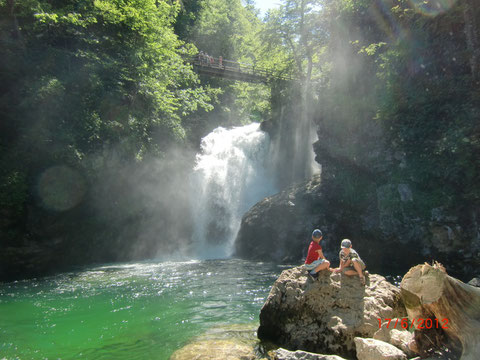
[
  {"left": 334, "top": 239, "right": 367, "bottom": 285},
  {"left": 304, "top": 229, "right": 332, "bottom": 279}
]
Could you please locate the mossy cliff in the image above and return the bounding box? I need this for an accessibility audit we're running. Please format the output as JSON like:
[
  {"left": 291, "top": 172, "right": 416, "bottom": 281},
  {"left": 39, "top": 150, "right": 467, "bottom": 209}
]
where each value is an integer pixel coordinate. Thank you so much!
[
  {"left": 234, "top": 154, "right": 479, "bottom": 279},
  {"left": 236, "top": 0, "right": 480, "bottom": 280}
]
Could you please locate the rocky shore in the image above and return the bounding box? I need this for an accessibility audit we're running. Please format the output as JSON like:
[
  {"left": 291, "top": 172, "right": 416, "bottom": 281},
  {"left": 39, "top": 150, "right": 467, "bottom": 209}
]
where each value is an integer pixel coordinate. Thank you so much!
[
  {"left": 170, "top": 263, "right": 480, "bottom": 359},
  {"left": 258, "top": 266, "right": 408, "bottom": 359}
]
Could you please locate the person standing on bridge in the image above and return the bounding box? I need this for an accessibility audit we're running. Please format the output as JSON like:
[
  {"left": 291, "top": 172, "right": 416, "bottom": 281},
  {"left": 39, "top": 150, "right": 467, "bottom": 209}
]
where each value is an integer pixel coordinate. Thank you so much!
[{"left": 219, "top": 56, "right": 223, "bottom": 68}]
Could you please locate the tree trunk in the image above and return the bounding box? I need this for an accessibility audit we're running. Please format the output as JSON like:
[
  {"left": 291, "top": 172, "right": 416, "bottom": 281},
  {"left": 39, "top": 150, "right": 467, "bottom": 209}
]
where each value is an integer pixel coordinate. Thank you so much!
[
  {"left": 6, "top": 0, "right": 23, "bottom": 44},
  {"left": 463, "top": 0, "right": 480, "bottom": 80},
  {"left": 400, "top": 262, "right": 480, "bottom": 360}
]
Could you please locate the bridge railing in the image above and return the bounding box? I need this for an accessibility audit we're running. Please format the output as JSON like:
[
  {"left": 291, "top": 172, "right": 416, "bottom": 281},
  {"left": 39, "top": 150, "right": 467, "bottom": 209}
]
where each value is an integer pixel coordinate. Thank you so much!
[{"left": 188, "top": 55, "right": 292, "bottom": 81}]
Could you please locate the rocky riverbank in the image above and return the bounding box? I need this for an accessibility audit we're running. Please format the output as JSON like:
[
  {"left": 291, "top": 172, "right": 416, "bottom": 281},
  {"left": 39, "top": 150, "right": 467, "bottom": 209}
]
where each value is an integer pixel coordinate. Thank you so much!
[
  {"left": 257, "top": 266, "right": 407, "bottom": 359},
  {"left": 170, "top": 263, "right": 480, "bottom": 359}
]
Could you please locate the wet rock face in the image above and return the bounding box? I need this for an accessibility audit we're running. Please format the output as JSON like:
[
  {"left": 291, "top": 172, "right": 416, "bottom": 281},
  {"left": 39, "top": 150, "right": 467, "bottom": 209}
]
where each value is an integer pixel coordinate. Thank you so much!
[
  {"left": 234, "top": 175, "right": 325, "bottom": 263},
  {"left": 233, "top": 174, "right": 425, "bottom": 276},
  {"left": 257, "top": 266, "right": 406, "bottom": 359},
  {"left": 233, "top": 172, "right": 480, "bottom": 280}
]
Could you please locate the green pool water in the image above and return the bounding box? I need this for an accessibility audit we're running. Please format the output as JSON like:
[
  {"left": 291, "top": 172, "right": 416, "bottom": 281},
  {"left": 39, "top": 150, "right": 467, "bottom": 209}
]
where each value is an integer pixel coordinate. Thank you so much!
[{"left": 0, "top": 259, "right": 283, "bottom": 359}]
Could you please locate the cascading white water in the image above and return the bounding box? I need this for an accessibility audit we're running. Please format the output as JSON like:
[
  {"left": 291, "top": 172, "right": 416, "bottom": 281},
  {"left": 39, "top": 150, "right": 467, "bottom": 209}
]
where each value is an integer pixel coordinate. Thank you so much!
[{"left": 191, "top": 123, "right": 277, "bottom": 258}]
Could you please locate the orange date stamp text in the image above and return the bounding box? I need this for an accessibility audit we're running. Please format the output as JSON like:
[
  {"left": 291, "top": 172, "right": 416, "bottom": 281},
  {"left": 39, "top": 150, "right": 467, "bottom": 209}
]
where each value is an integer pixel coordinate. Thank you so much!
[{"left": 377, "top": 318, "right": 449, "bottom": 329}]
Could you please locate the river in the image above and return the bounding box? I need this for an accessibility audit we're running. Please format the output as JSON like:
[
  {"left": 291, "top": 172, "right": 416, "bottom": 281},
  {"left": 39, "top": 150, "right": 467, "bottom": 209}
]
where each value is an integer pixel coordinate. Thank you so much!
[
  {"left": 0, "top": 124, "right": 283, "bottom": 359},
  {"left": 0, "top": 259, "right": 284, "bottom": 359}
]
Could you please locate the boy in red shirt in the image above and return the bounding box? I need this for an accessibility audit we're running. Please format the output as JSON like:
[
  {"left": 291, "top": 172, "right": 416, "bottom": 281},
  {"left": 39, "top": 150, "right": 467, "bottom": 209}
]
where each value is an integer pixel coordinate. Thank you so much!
[{"left": 305, "top": 229, "right": 332, "bottom": 278}]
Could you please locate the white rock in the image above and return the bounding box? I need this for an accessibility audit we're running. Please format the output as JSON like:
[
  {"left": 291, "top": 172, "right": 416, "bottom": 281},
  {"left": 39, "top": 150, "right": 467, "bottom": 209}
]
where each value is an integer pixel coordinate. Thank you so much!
[
  {"left": 273, "top": 348, "right": 346, "bottom": 360},
  {"left": 389, "top": 329, "right": 415, "bottom": 357},
  {"left": 354, "top": 337, "right": 407, "bottom": 360},
  {"left": 373, "top": 319, "right": 416, "bottom": 357}
]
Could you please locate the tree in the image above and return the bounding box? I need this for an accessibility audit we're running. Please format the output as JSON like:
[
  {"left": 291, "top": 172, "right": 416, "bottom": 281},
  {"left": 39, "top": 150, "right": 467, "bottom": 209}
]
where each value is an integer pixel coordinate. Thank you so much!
[
  {"left": 263, "top": 0, "right": 328, "bottom": 88},
  {"left": 260, "top": 0, "right": 329, "bottom": 186},
  {"left": 463, "top": 0, "right": 480, "bottom": 80},
  {"left": 0, "top": 0, "right": 216, "bottom": 276},
  {"left": 401, "top": 263, "right": 479, "bottom": 359},
  {"left": 179, "top": 0, "right": 270, "bottom": 132}
]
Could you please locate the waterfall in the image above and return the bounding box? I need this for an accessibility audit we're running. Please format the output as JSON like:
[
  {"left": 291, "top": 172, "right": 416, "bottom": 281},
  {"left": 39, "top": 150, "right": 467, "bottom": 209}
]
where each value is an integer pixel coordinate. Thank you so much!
[{"left": 191, "top": 123, "right": 277, "bottom": 259}]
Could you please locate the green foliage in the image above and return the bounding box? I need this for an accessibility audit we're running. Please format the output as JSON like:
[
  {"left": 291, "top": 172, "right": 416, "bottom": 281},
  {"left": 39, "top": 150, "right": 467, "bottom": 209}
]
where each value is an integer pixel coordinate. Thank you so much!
[
  {"left": 192, "top": 0, "right": 256, "bottom": 59},
  {"left": 0, "top": 171, "right": 28, "bottom": 215},
  {"left": 2, "top": 0, "right": 213, "bottom": 158},
  {"left": 359, "top": 42, "right": 387, "bottom": 56},
  {"left": 179, "top": 0, "right": 271, "bottom": 127},
  {"left": 318, "top": 0, "right": 480, "bottom": 219},
  {"left": 0, "top": 0, "right": 218, "bottom": 234},
  {"left": 262, "top": 0, "right": 328, "bottom": 81}
]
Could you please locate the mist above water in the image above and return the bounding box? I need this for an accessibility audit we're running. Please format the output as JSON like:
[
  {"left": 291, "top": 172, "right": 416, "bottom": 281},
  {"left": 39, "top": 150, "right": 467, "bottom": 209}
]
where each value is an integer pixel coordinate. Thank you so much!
[
  {"left": 190, "top": 123, "right": 277, "bottom": 258},
  {"left": 269, "top": 104, "right": 320, "bottom": 188}
]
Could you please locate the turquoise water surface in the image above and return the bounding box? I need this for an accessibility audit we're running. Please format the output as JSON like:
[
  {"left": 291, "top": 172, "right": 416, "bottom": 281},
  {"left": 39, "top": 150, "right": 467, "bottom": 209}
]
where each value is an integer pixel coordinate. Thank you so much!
[{"left": 0, "top": 259, "right": 283, "bottom": 359}]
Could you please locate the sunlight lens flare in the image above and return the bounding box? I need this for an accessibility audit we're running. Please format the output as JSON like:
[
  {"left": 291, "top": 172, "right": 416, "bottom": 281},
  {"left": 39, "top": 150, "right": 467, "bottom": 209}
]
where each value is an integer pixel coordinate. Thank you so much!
[
  {"left": 409, "top": 0, "right": 457, "bottom": 17},
  {"left": 373, "top": 0, "right": 408, "bottom": 41},
  {"left": 38, "top": 165, "right": 86, "bottom": 211}
]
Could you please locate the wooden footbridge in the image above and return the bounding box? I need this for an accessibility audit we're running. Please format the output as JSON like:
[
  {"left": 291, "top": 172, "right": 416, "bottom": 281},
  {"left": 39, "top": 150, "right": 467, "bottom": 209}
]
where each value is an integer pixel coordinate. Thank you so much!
[{"left": 188, "top": 54, "right": 292, "bottom": 83}]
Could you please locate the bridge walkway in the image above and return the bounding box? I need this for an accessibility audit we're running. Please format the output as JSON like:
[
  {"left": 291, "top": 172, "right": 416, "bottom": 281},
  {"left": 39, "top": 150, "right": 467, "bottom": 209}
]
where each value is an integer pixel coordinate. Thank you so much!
[{"left": 189, "top": 55, "right": 292, "bottom": 83}]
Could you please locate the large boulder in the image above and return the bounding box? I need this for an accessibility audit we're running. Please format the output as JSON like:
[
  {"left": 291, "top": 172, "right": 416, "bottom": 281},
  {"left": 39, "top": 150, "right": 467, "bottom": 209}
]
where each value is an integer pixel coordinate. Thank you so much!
[
  {"left": 258, "top": 266, "right": 406, "bottom": 358},
  {"left": 234, "top": 175, "right": 325, "bottom": 263},
  {"left": 468, "top": 277, "right": 480, "bottom": 287},
  {"left": 400, "top": 263, "right": 480, "bottom": 359}
]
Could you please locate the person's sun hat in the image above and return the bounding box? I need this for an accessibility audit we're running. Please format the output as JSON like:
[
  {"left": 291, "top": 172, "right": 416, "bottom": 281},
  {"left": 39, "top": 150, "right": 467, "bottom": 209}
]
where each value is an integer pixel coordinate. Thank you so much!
[{"left": 341, "top": 239, "right": 352, "bottom": 248}]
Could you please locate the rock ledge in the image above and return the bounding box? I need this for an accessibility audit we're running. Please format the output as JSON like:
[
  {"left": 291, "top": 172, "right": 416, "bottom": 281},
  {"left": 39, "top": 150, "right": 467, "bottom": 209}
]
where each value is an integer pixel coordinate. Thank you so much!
[{"left": 258, "top": 266, "right": 406, "bottom": 358}]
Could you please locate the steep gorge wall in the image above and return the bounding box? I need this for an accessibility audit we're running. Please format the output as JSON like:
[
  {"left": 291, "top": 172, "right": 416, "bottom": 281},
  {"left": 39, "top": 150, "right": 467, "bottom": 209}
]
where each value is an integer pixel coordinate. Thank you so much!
[
  {"left": 234, "top": 150, "right": 480, "bottom": 280},
  {"left": 236, "top": 82, "right": 479, "bottom": 279},
  {"left": 235, "top": 0, "right": 480, "bottom": 280}
]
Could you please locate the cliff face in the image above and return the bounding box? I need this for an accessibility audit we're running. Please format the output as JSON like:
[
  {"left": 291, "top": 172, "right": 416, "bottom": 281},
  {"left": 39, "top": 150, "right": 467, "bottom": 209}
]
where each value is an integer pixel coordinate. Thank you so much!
[
  {"left": 313, "top": 119, "right": 480, "bottom": 280},
  {"left": 235, "top": 64, "right": 480, "bottom": 279},
  {"left": 234, "top": 142, "right": 480, "bottom": 279},
  {"left": 233, "top": 174, "right": 414, "bottom": 276}
]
